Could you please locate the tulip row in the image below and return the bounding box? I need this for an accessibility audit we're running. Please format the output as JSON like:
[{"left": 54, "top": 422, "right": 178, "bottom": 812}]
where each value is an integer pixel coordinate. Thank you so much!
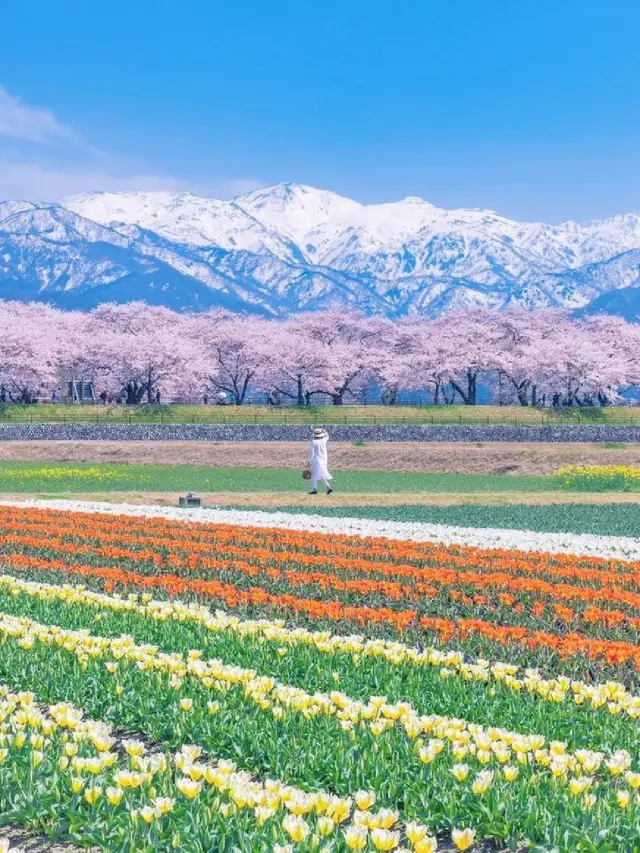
[
  {"left": 5, "top": 548, "right": 640, "bottom": 682},
  {"left": 0, "top": 571, "right": 637, "bottom": 754},
  {"left": 0, "top": 685, "right": 453, "bottom": 852},
  {"left": 7, "top": 506, "right": 640, "bottom": 659},
  {"left": 0, "top": 605, "right": 639, "bottom": 851},
  {"left": 11, "top": 530, "right": 640, "bottom": 622},
  {"left": 11, "top": 496, "right": 640, "bottom": 565},
  {"left": 2, "top": 505, "right": 637, "bottom": 592},
  {"left": 8, "top": 538, "right": 640, "bottom": 654},
  {"left": 2, "top": 505, "right": 639, "bottom": 619}
]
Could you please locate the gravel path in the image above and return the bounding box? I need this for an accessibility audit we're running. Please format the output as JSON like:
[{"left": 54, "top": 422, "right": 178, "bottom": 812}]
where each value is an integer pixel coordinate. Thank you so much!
[{"left": 2, "top": 498, "right": 639, "bottom": 561}]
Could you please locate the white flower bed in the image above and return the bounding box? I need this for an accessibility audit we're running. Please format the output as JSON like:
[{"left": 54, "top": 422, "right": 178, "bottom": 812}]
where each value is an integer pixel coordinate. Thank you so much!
[{"left": 2, "top": 498, "right": 639, "bottom": 562}]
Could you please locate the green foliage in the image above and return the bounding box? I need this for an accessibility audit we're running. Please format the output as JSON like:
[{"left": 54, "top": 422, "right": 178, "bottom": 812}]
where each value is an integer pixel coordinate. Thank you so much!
[
  {"left": 254, "top": 503, "right": 640, "bottom": 538},
  {"left": 0, "top": 462, "right": 553, "bottom": 494}
]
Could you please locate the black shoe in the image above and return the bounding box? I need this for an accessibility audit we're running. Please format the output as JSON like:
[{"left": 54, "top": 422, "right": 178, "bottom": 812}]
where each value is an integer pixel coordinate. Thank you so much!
[
  {"left": 309, "top": 490, "right": 318, "bottom": 495},
  {"left": 326, "top": 488, "right": 333, "bottom": 495}
]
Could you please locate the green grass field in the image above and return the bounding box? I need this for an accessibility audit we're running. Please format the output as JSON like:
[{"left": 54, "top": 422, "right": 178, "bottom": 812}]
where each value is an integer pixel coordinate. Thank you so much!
[
  {"left": 2, "top": 402, "right": 639, "bottom": 425},
  {"left": 257, "top": 503, "right": 640, "bottom": 537},
  {"left": 0, "top": 462, "right": 555, "bottom": 493}
]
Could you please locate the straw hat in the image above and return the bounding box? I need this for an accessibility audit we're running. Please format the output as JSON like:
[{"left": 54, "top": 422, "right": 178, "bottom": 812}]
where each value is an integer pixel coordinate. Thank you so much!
[{"left": 313, "top": 427, "right": 328, "bottom": 438}]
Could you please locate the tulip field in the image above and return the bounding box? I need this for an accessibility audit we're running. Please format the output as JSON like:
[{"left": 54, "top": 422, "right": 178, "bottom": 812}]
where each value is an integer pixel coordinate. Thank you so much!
[{"left": 0, "top": 502, "right": 639, "bottom": 850}]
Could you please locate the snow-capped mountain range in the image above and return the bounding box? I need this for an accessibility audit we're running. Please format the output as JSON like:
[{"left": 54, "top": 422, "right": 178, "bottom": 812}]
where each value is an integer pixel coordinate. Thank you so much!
[{"left": 1, "top": 182, "right": 640, "bottom": 319}]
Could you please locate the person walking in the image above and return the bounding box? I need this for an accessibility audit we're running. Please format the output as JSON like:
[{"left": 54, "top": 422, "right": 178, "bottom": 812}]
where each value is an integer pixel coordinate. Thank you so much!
[{"left": 308, "top": 427, "right": 333, "bottom": 495}]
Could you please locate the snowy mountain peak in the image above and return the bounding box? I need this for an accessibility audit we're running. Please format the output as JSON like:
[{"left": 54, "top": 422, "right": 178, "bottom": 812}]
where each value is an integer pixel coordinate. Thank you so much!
[
  {"left": 3, "top": 182, "right": 640, "bottom": 320},
  {"left": 400, "top": 195, "right": 432, "bottom": 206},
  {"left": 235, "top": 182, "right": 363, "bottom": 252},
  {"left": 64, "top": 189, "right": 298, "bottom": 259}
]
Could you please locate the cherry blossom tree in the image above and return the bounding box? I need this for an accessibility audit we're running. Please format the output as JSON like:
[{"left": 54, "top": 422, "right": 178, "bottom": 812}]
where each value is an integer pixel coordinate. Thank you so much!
[
  {"left": 288, "top": 310, "right": 384, "bottom": 405},
  {"left": 0, "top": 302, "right": 60, "bottom": 402},
  {"left": 490, "top": 309, "right": 560, "bottom": 406},
  {"left": 89, "top": 303, "right": 197, "bottom": 403},
  {"left": 256, "top": 319, "right": 329, "bottom": 406},
  {"left": 0, "top": 299, "right": 638, "bottom": 408},
  {"left": 191, "top": 311, "right": 271, "bottom": 405}
]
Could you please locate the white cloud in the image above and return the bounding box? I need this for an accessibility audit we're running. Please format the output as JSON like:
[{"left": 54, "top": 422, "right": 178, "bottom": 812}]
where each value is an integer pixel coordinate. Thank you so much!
[
  {"left": 0, "top": 85, "right": 265, "bottom": 201},
  {"left": 0, "top": 160, "right": 265, "bottom": 202},
  {"left": 0, "top": 86, "right": 77, "bottom": 143},
  {"left": 0, "top": 160, "right": 198, "bottom": 201}
]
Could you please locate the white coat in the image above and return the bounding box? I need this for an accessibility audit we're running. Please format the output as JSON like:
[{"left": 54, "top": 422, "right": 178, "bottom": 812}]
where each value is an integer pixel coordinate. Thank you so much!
[{"left": 309, "top": 436, "right": 332, "bottom": 482}]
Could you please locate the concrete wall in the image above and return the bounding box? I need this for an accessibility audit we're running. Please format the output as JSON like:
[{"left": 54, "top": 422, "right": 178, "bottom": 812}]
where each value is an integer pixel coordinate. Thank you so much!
[{"left": 1, "top": 423, "right": 639, "bottom": 443}]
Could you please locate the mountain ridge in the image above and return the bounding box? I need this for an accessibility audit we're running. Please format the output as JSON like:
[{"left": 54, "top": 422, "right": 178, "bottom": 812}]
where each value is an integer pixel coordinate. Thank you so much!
[{"left": 0, "top": 182, "right": 638, "bottom": 319}]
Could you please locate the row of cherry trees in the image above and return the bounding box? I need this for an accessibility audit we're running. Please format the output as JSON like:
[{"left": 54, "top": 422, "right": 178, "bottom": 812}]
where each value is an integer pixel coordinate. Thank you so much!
[{"left": 1, "top": 300, "right": 639, "bottom": 406}]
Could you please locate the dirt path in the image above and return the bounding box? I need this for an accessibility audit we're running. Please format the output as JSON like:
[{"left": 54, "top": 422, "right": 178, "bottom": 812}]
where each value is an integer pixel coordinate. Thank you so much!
[
  {"left": 0, "top": 440, "right": 639, "bottom": 474},
  {"left": 7, "top": 490, "right": 640, "bottom": 507}
]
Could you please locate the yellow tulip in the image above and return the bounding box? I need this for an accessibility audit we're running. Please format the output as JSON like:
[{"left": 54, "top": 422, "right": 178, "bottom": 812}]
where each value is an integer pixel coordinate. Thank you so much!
[
  {"left": 317, "top": 817, "right": 335, "bottom": 836},
  {"left": 176, "top": 777, "right": 202, "bottom": 799},
  {"left": 344, "top": 826, "right": 368, "bottom": 851},
  {"left": 138, "top": 806, "right": 156, "bottom": 824},
  {"left": 282, "top": 814, "right": 310, "bottom": 843},
  {"left": 123, "top": 739, "right": 145, "bottom": 757},
  {"left": 472, "top": 771, "right": 493, "bottom": 796},
  {"left": 71, "top": 777, "right": 85, "bottom": 795},
  {"left": 106, "top": 786, "right": 124, "bottom": 806},
  {"left": 370, "top": 828, "right": 399, "bottom": 850},
  {"left": 406, "top": 822, "right": 428, "bottom": 844},
  {"left": 452, "top": 828, "right": 476, "bottom": 851},
  {"left": 626, "top": 771, "right": 640, "bottom": 790},
  {"left": 617, "top": 790, "right": 631, "bottom": 809},
  {"left": 153, "top": 796, "right": 175, "bottom": 815},
  {"left": 414, "top": 838, "right": 438, "bottom": 853},
  {"left": 450, "top": 764, "right": 470, "bottom": 782},
  {"left": 354, "top": 791, "right": 376, "bottom": 810},
  {"left": 84, "top": 786, "right": 102, "bottom": 806},
  {"left": 255, "top": 805, "right": 276, "bottom": 826},
  {"left": 502, "top": 766, "right": 519, "bottom": 782}
]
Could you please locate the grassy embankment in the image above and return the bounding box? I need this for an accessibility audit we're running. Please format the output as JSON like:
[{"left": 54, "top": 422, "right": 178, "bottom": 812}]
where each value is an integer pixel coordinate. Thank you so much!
[{"left": 1, "top": 403, "right": 640, "bottom": 425}]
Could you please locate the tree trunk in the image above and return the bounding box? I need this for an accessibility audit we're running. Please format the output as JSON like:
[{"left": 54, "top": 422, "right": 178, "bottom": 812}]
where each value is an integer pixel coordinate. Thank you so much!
[
  {"left": 381, "top": 384, "right": 398, "bottom": 405},
  {"left": 468, "top": 371, "right": 477, "bottom": 405},
  {"left": 512, "top": 380, "right": 530, "bottom": 407},
  {"left": 296, "top": 375, "right": 304, "bottom": 407},
  {"left": 450, "top": 380, "right": 469, "bottom": 405},
  {"left": 442, "top": 384, "right": 455, "bottom": 405}
]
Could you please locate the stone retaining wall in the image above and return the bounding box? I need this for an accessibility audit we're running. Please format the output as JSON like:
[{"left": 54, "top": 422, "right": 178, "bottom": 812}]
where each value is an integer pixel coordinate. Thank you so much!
[{"left": 0, "top": 423, "right": 639, "bottom": 443}]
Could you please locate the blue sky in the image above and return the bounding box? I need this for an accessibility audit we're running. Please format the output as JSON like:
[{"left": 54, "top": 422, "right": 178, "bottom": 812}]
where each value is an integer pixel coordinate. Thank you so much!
[{"left": 0, "top": 0, "right": 638, "bottom": 221}]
